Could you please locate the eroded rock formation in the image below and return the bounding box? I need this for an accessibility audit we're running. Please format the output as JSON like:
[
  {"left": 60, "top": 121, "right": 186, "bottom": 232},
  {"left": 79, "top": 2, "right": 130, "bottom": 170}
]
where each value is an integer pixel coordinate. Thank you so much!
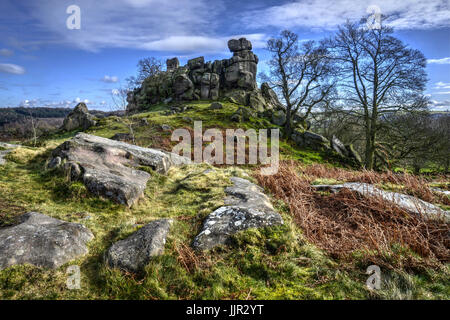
[
  {"left": 126, "top": 38, "right": 283, "bottom": 115},
  {"left": 61, "top": 102, "right": 97, "bottom": 131}
]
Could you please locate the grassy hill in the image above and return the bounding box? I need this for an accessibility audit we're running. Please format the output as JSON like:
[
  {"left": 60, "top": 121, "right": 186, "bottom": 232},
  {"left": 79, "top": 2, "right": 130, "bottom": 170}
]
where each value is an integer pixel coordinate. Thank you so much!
[{"left": 0, "top": 100, "right": 448, "bottom": 299}]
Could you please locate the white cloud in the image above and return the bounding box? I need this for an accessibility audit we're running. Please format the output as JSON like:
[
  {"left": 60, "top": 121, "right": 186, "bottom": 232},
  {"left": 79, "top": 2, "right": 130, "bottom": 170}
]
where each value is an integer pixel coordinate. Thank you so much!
[
  {"left": 429, "top": 99, "right": 450, "bottom": 111},
  {"left": 101, "top": 75, "right": 119, "bottom": 83},
  {"left": 428, "top": 57, "right": 450, "bottom": 65},
  {"left": 18, "top": 98, "right": 99, "bottom": 109},
  {"left": 242, "top": 0, "right": 450, "bottom": 30},
  {"left": 0, "top": 63, "right": 25, "bottom": 75},
  {"left": 0, "top": 49, "right": 13, "bottom": 56},
  {"left": 21, "top": 0, "right": 226, "bottom": 53},
  {"left": 434, "top": 82, "right": 450, "bottom": 89},
  {"left": 142, "top": 33, "right": 267, "bottom": 53}
]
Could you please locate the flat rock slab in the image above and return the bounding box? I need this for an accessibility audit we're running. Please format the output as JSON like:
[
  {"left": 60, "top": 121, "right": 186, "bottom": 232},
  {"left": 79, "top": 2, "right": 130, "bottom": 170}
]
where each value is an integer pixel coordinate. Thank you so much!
[
  {"left": 0, "top": 142, "right": 20, "bottom": 166},
  {"left": 313, "top": 183, "right": 450, "bottom": 222},
  {"left": 105, "top": 219, "right": 172, "bottom": 273},
  {"left": 0, "top": 212, "right": 94, "bottom": 270},
  {"left": 49, "top": 133, "right": 191, "bottom": 206},
  {"left": 193, "top": 177, "right": 283, "bottom": 250},
  {"left": 431, "top": 187, "right": 450, "bottom": 196},
  {"left": 0, "top": 150, "right": 11, "bottom": 165}
]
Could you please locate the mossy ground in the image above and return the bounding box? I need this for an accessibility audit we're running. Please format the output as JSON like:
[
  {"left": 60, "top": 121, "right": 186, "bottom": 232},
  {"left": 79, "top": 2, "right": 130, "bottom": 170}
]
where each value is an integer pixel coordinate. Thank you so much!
[{"left": 0, "top": 101, "right": 448, "bottom": 299}]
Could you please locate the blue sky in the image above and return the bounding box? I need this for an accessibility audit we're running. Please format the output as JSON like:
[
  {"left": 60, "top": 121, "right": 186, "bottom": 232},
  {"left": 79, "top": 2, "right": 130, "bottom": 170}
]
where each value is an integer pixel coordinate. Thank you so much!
[{"left": 0, "top": 0, "right": 449, "bottom": 111}]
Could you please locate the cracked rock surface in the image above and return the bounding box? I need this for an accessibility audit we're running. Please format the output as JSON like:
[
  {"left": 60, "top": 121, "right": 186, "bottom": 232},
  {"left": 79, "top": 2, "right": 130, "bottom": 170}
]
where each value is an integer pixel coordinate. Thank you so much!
[
  {"left": 105, "top": 219, "right": 172, "bottom": 273},
  {"left": 49, "top": 133, "right": 191, "bottom": 206},
  {"left": 0, "top": 212, "right": 94, "bottom": 270},
  {"left": 193, "top": 177, "right": 283, "bottom": 250},
  {"left": 313, "top": 183, "right": 450, "bottom": 222}
]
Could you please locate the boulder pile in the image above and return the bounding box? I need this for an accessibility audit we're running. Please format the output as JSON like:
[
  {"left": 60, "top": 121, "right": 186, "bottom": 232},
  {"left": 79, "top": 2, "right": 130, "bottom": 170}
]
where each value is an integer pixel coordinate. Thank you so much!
[{"left": 126, "top": 38, "right": 284, "bottom": 115}]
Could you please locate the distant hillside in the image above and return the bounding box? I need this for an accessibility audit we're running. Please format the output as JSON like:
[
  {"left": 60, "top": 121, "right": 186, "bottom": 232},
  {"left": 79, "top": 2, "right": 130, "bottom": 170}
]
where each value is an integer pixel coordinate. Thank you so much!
[{"left": 0, "top": 107, "right": 121, "bottom": 142}]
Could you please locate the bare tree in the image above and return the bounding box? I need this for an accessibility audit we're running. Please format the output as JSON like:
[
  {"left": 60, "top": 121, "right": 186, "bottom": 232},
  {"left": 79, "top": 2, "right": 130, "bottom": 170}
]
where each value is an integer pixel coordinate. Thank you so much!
[
  {"left": 134, "top": 57, "right": 163, "bottom": 86},
  {"left": 28, "top": 109, "right": 37, "bottom": 147},
  {"left": 327, "top": 18, "right": 428, "bottom": 169},
  {"left": 111, "top": 82, "right": 136, "bottom": 144},
  {"left": 264, "top": 30, "right": 334, "bottom": 137}
]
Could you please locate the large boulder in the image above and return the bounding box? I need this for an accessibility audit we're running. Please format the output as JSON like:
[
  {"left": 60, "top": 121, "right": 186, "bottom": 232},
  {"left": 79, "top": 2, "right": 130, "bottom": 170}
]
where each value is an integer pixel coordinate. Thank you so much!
[
  {"left": 49, "top": 133, "right": 191, "bottom": 206},
  {"left": 105, "top": 219, "right": 172, "bottom": 273},
  {"left": 193, "top": 177, "right": 283, "bottom": 250},
  {"left": 291, "top": 130, "right": 330, "bottom": 150},
  {"left": 0, "top": 212, "right": 93, "bottom": 270},
  {"left": 224, "top": 41, "right": 258, "bottom": 90},
  {"left": 166, "top": 57, "right": 179, "bottom": 71},
  {"left": 271, "top": 110, "right": 286, "bottom": 126},
  {"left": 61, "top": 103, "right": 97, "bottom": 131},
  {"left": 312, "top": 183, "right": 450, "bottom": 222},
  {"left": 345, "top": 144, "right": 362, "bottom": 165},
  {"left": 174, "top": 73, "right": 194, "bottom": 101},
  {"left": 261, "top": 82, "right": 283, "bottom": 110},
  {"left": 331, "top": 135, "right": 349, "bottom": 157}
]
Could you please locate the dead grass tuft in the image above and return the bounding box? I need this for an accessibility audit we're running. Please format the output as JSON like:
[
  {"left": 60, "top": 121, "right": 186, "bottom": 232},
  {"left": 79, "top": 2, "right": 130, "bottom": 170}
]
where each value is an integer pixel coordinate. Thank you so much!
[{"left": 256, "top": 161, "right": 449, "bottom": 269}]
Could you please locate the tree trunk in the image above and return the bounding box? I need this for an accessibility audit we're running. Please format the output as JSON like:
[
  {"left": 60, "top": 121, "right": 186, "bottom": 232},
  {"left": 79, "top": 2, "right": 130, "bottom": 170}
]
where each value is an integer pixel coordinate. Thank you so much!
[
  {"left": 365, "top": 129, "right": 376, "bottom": 170},
  {"left": 284, "top": 107, "right": 292, "bottom": 138}
]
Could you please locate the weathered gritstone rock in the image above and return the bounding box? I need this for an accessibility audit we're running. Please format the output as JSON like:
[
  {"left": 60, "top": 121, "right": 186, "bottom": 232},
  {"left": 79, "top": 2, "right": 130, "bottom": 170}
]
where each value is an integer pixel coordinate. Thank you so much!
[
  {"left": 0, "top": 142, "right": 20, "bottom": 165},
  {"left": 126, "top": 38, "right": 283, "bottom": 116},
  {"left": 49, "top": 133, "right": 191, "bottom": 206},
  {"left": 313, "top": 183, "right": 450, "bottom": 222},
  {"left": 193, "top": 177, "right": 283, "bottom": 250},
  {"left": 61, "top": 102, "right": 97, "bottom": 131},
  {"left": 105, "top": 219, "right": 172, "bottom": 273},
  {"left": 291, "top": 130, "right": 330, "bottom": 151},
  {"left": 0, "top": 212, "right": 93, "bottom": 270},
  {"left": 330, "top": 135, "right": 348, "bottom": 157},
  {"left": 431, "top": 187, "right": 450, "bottom": 196}
]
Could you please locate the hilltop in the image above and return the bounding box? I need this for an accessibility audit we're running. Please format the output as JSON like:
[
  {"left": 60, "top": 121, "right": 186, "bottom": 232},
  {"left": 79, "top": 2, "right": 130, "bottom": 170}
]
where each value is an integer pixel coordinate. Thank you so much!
[{"left": 0, "top": 38, "right": 448, "bottom": 300}]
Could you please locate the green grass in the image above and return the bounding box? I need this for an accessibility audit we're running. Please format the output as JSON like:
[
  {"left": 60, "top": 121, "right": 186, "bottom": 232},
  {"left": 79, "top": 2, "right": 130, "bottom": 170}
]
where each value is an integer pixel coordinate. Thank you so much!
[{"left": 0, "top": 101, "right": 448, "bottom": 300}]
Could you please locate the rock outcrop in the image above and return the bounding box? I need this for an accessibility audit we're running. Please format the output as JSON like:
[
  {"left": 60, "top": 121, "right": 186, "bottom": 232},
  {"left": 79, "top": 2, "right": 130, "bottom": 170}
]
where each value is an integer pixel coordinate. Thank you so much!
[
  {"left": 61, "top": 103, "right": 97, "bottom": 131},
  {"left": 105, "top": 219, "right": 172, "bottom": 273},
  {"left": 193, "top": 177, "right": 284, "bottom": 250},
  {"left": 291, "top": 130, "right": 330, "bottom": 151},
  {"left": 0, "top": 212, "right": 93, "bottom": 270},
  {"left": 313, "top": 183, "right": 450, "bottom": 222},
  {"left": 126, "top": 38, "right": 283, "bottom": 116},
  {"left": 48, "top": 133, "right": 191, "bottom": 206}
]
